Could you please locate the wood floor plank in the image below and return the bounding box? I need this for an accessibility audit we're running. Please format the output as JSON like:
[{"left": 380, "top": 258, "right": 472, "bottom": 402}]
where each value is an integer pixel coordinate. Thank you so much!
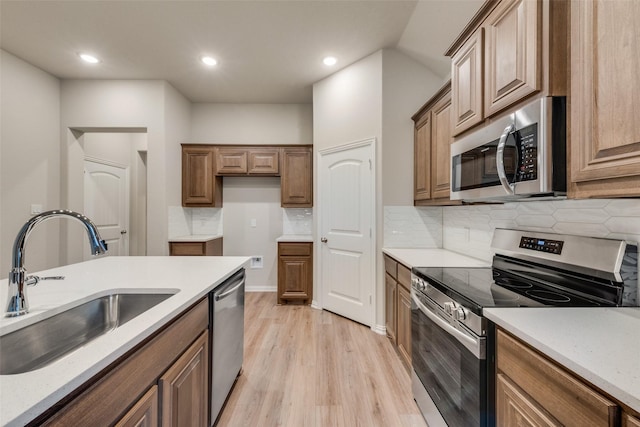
[{"left": 216, "top": 292, "right": 426, "bottom": 427}]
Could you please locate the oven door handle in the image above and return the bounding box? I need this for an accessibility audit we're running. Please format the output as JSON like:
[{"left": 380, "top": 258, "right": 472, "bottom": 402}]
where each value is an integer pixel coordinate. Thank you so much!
[
  {"left": 497, "top": 123, "right": 516, "bottom": 195},
  {"left": 412, "top": 292, "right": 484, "bottom": 359}
]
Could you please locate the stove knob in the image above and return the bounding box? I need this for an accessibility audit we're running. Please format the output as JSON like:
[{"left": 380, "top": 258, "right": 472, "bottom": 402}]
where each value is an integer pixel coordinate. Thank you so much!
[
  {"left": 454, "top": 307, "right": 467, "bottom": 321},
  {"left": 444, "top": 302, "right": 454, "bottom": 315},
  {"left": 418, "top": 280, "right": 426, "bottom": 292}
]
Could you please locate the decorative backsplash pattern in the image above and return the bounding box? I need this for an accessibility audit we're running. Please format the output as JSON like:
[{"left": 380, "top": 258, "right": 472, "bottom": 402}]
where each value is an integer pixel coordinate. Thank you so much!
[
  {"left": 383, "top": 206, "right": 442, "bottom": 248},
  {"left": 282, "top": 208, "right": 313, "bottom": 235},
  {"left": 443, "top": 199, "right": 640, "bottom": 262}
]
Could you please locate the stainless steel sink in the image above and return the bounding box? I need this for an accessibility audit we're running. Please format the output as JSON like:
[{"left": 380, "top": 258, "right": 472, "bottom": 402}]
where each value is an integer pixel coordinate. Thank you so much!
[{"left": 0, "top": 292, "right": 174, "bottom": 375}]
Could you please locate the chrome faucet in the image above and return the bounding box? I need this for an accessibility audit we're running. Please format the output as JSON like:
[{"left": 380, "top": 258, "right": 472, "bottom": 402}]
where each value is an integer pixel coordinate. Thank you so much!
[{"left": 6, "top": 210, "right": 108, "bottom": 317}]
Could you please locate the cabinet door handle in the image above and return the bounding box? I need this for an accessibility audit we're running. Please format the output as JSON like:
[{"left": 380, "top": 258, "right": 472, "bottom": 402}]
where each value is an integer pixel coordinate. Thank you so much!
[
  {"left": 321, "top": 237, "right": 328, "bottom": 243},
  {"left": 120, "top": 230, "right": 127, "bottom": 235}
]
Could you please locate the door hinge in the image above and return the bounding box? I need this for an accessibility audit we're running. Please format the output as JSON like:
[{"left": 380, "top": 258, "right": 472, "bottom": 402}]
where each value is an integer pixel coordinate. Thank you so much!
[
  {"left": 370, "top": 295, "right": 372, "bottom": 304},
  {"left": 369, "top": 159, "right": 372, "bottom": 170},
  {"left": 369, "top": 228, "right": 372, "bottom": 238}
]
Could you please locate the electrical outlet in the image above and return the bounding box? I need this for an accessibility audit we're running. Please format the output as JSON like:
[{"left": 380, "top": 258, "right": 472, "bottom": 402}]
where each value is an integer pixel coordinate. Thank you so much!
[
  {"left": 250, "top": 218, "right": 257, "bottom": 228},
  {"left": 250, "top": 256, "right": 263, "bottom": 269},
  {"left": 31, "top": 204, "right": 43, "bottom": 215}
]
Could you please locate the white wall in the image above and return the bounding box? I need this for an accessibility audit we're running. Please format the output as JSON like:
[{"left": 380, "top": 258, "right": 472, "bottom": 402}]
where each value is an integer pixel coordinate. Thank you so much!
[
  {"left": 188, "top": 103, "right": 313, "bottom": 289},
  {"left": 191, "top": 103, "right": 312, "bottom": 144},
  {"left": 223, "top": 177, "right": 282, "bottom": 289},
  {"left": 60, "top": 79, "right": 188, "bottom": 263},
  {"left": 313, "top": 49, "right": 442, "bottom": 330},
  {"left": 0, "top": 50, "right": 61, "bottom": 277}
]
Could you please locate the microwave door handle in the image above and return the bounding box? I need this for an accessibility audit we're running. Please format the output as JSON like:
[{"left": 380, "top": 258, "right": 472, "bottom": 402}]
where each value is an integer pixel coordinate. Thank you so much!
[{"left": 497, "top": 124, "right": 516, "bottom": 195}]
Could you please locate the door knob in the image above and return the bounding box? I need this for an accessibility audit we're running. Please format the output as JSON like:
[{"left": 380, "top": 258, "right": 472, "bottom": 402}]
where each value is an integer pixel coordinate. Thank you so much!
[
  {"left": 321, "top": 237, "right": 328, "bottom": 243},
  {"left": 120, "top": 230, "right": 127, "bottom": 235}
]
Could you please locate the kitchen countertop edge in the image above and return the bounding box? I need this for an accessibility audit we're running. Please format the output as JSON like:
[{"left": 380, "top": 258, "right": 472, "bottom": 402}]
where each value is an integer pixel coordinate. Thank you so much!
[
  {"left": 168, "top": 234, "right": 223, "bottom": 242},
  {"left": 382, "top": 247, "right": 490, "bottom": 268}
]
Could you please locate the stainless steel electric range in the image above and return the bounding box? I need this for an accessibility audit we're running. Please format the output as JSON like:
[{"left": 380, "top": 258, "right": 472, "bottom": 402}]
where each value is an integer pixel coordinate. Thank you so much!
[{"left": 410, "top": 228, "right": 638, "bottom": 427}]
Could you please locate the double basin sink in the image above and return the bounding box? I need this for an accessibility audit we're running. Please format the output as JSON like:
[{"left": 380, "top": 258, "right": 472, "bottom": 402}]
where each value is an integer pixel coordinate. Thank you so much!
[{"left": 0, "top": 291, "right": 175, "bottom": 375}]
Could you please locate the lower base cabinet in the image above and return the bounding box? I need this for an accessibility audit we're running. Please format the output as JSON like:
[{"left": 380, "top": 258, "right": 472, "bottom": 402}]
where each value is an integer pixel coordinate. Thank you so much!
[
  {"left": 383, "top": 254, "right": 411, "bottom": 371},
  {"left": 36, "top": 299, "right": 209, "bottom": 427},
  {"left": 277, "top": 242, "right": 313, "bottom": 304},
  {"left": 170, "top": 237, "right": 223, "bottom": 256},
  {"left": 496, "top": 328, "right": 619, "bottom": 427},
  {"left": 115, "top": 386, "right": 159, "bottom": 427}
]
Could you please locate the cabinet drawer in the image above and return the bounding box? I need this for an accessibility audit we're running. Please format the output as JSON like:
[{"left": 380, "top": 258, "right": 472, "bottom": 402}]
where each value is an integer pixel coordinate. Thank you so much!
[
  {"left": 278, "top": 242, "right": 312, "bottom": 256},
  {"left": 397, "top": 263, "right": 411, "bottom": 291},
  {"left": 497, "top": 329, "right": 618, "bottom": 426},
  {"left": 170, "top": 242, "right": 205, "bottom": 256},
  {"left": 384, "top": 255, "right": 397, "bottom": 279}
]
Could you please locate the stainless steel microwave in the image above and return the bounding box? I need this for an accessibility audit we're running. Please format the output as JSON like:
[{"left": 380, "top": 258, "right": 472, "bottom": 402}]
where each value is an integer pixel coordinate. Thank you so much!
[{"left": 450, "top": 97, "right": 566, "bottom": 202}]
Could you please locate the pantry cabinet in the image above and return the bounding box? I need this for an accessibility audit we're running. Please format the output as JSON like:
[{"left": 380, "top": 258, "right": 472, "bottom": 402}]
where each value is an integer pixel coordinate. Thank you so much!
[
  {"left": 569, "top": 0, "right": 640, "bottom": 198},
  {"left": 383, "top": 254, "right": 411, "bottom": 371},
  {"left": 182, "top": 145, "right": 222, "bottom": 207},
  {"left": 412, "top": 83, "right": 460, "bottom": 205},
  {"left": 496, "top": 328, "right": 618, "bottom": 426},
  {"left": 446, "top": 0, "right": 567, "bottom": 136},
  {"left": 277, "top": 242, "right": 313, "bottom": 305}
]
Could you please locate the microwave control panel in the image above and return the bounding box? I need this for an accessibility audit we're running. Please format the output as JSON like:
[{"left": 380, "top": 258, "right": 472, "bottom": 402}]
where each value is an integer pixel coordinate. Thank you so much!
[{"left": 516, "top": 123, "right": 538, "bottom": 182}]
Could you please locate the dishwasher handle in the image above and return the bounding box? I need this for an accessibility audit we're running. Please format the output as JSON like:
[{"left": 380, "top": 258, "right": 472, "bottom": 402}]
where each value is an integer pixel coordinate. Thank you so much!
[{"left": 215, "top": 276, "right": 245, "bottom": 301}]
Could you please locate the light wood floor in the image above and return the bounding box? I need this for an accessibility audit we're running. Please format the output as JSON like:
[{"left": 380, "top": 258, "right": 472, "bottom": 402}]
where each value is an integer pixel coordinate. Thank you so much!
[{"left": 216, "top": 292, "right": 427, "bottom": 427}]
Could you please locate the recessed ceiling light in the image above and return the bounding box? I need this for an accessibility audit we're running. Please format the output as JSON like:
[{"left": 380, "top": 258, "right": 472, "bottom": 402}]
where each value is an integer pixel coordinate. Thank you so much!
[
  {"left": 201, "top": 56, "right": 218, "bottom": 66},
  {"left": 323, "top": 56, "right": 337, "bottom": 66},
  {"left": 78, "top": 53, "right": 100, "bottom": 64}
]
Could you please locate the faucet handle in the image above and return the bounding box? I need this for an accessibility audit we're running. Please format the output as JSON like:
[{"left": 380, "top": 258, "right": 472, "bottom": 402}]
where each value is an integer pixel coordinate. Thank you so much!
[{"left": 25, "top": 275, "right": 65, "bottom": 286}]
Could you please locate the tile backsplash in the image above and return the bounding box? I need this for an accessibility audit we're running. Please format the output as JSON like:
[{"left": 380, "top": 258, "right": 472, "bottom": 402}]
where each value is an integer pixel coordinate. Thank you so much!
[
  {"left": 384, "top": 206, "right": 442, "bottom": 248},
  {"left": 168, "top": 206, "right": 223, "bottom": 237},
  {"left": 283, "top": 208, "right": 313, "bottom": 235},
  {"left": 443, "top": 199, "right": 640, "bottom": 261}
]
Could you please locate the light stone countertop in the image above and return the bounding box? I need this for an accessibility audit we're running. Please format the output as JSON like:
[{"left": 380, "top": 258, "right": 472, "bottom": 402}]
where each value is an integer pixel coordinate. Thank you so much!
[
  {"left": 0, "top": 255, "right": 249, "bottom": 427},
  {"left": 381, "top": 248, "right": 490, "bottom": 268},
  {"left": 168, "top": 233, "right": 223, "bottom": 242},
  {"left": 276, "top": 234, "right": 313, "bottom": 242},
  {"left": 485, "top": 307, "right": 640, "bottom": 413}
]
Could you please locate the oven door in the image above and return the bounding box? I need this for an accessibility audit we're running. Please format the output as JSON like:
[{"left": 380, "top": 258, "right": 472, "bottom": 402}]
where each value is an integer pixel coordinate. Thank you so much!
[{"left": 411, "top": 290, "right": 488, "bottom": 427}]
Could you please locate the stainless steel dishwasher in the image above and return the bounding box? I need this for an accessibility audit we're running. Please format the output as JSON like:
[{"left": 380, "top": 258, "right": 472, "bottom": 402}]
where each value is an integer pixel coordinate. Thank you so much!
[{"left": 210, "top": 268, "right": 245, "bottom": 426}]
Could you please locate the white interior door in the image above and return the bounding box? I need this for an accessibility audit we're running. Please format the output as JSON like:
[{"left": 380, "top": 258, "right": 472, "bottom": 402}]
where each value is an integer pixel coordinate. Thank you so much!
[
  {"left": 84, "top": 159, "right": 129, "bottom": 258},
  {"left": 319, "top": 140, "right": 375, "bottom": 326}
]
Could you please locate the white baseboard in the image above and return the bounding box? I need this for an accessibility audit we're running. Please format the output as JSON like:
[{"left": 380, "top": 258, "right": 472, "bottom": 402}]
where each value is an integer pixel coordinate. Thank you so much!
[
  {"left": 245, "top": 286, "right": 277, "bottom": 292},
  {"left": 371, "top": 324, "right": 386, "bottom": 335}
]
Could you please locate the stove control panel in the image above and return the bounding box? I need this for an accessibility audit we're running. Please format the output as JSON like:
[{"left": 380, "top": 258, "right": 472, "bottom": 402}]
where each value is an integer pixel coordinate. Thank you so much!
[{"left": 519, "top": 236, "right": 564, "bottom": 254}]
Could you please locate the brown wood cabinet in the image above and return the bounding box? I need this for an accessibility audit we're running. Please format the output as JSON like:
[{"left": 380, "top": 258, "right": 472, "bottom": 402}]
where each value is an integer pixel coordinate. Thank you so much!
[
  {"left": 569, "top": 0, "right": 640, "bottom": 198},
  {"left": 483, "top": 0, "right": 540, "bottom": 117},
  {"left": 446, "top": 0, "right": 567, "bottom": 136},
  {"left": 216, "top": 147, "right": 280, "bottom": 176},
  {"left": 182, "top": 144, "right": 312, "bottom": 207},
  {"left": 37, "top": 299, "right": 209, "bottom": 426},
  {"left": 281, "top": 147, "right": 313, "bottom": 207},
  {"left": 277, "top": 242, "right": 313, "bottom": 304},
  {"left": 159, "top": 331, "right": 209, "bottom": 427},
  {"left": 182, "top": 145, "right": 222, "bottom": 207},
  {"left": 496, "top": 328, "right": 619, "bottom": 427},
  {"left": 383, "top": 254, "right": 411, "bottom": 371},
  {"left": 169, "top": 237, "right": 223, "bottom": 256},
  {"left": 451, "top": 29, "right": 484, "bottom": 136},
  {"left": 624, "top": 413, "right": 640, "bottom": 427},
  {"left": 412, "top": 83, "right": 460, "bottom": 206},
  {"left": 114, "top": 386, "right": 159, "bottom": 427}
]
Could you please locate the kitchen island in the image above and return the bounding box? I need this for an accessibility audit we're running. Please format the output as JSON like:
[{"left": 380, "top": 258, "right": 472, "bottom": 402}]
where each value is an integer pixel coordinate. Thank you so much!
[{"left": 0, "top": 256, "right": 249, "bottom": 426}]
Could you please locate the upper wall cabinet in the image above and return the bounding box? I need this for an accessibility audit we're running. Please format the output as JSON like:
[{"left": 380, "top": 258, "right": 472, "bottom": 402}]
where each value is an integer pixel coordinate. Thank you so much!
[
  {"left": 447, "top": 0, "right": 567, "bottom": 137},
  {"left": 281, "top": 147, "right": 313, "bottom": 208},
  {"left": 412, "top": 82, "right": 460, "bottom": 206},
  {"left": 182, "top": 145, "right": 222, "bottom": 207},
  {"left": 569, "top": 0, "right": 640, "bottom": 198},
  {"left": 182, "top": 144, "right": 312, "bottom": 208},
  {"left": 215, "top": 146, "right": 280, "bottom": 176}
]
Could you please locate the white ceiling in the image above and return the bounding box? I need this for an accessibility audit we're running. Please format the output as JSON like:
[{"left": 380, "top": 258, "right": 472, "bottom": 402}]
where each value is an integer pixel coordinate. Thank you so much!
[{"left": 0, "top": 0, "right": 482, "bottom": 104}]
